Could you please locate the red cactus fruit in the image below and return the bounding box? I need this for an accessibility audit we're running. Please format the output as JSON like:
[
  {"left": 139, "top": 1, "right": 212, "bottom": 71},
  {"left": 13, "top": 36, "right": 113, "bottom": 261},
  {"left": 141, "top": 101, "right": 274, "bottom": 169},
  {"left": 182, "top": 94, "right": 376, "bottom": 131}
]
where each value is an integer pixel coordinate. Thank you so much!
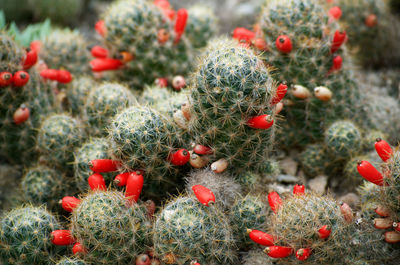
[
  {"left": 156, "top": 77, "right": 168, "bottom": 87},
  {"left": 271, "top": 83, "right": 288, "bottom": 105},
  {"left": 365, "top": 14, "right": 378, "bottom": 27},
  {"left": 23, "top": 48, "right": 38, "bottom": 70},
  {"left": 13, "top": 104, "right": 30, "bottom": 125},
  {"left": 340, "top": 202, "right": 354, "bottom": 223},
  {"left": 13, "top": 71, "right": 30, "bottom": 87},
  {"left": 329, "top": 6, "right": 342, "bottom": 20},
  {"left": 0, "top": 72, "right": 13, "bottom": 87},
  {"left": 172, "top": 75, "right": 185, "bottom": 91},
  {"left": 247, "top": 229, "right": 274, "bottom": 246},
  {"left": 40, "top": 69, "right": 59, "bottom": 80},
  {"left": 247, "top": 114, "right": 274, "bottom": 129},
  {"left": 90, "top": 58, "right": 123, "bottom": 72},
  {"left": 276, "top": 35, "right": 292, "bottom": 53},
  {"left": 91, "top": 45, "right": 108, "bottom": 58},
  {"left": 114, "top": 172, "right": 131, "bottom": 187},
  {"left": 57, "top": 70, "right": 73, "bottom": 84},
  {"left": 60, "top": 196, "right": 81, "bottom": 212},
  {"left": 192, "top": 185, "right": 215, "bottom": 206},
  {"left": 357, "top": 160, "right": 384, "bottom": 186},
  {"left": 384, "top": 231, "right": 400, "bottom": 243},
  {"left": 233, "top": 27, "right": 256, "bottom": 43},
  {"left": 30, "top": 40, "right": 41, "bottom": 53},
  {"left": 375, "top": 205, "right": 390, "bottom": 217},
  {"left": 264, "top": 246, "right": 293, "bottom": 258},
  {"left": 72, "top": 242, "right": 87, "bottom": 255},
  {"left": 95, "top": 20, "right": 107, "bottom": 37},
  {"left": 90, "top": 159, "right": 120, "bottom": 172},
  {"left": 331, "top": 55, "right": 343, "bottom": 71},
  {"left": 374, "top": 218, "right": 394, "bottom": 229},
  {"left": 190, "top": 261, "right": 200, "bottom": 265},
  {"left": 253, "top": 38, "right": 269, "bottom": 51},
  {"left": 157, "top": 29, "right": 170, "bottom": 44},
  {"left": 136, "top": 254, "right": 151, "bottom": 265},
  {"left": 125, "top": 172, "right": 144, "bottom": 203},
  {"left": 318, "top": 225, "right": 331, "bottom": 239},
  {"left": 331, "top": 30, "right": 346, "bottom": 53},
  {"left": 88, "top": 173, "right": 107, "bottom": 191},
  {"left": 374, "top": 138, "right": 393, "bottom": 162},
  {"left": 293, "top": 184, "right": 305, "bottom": 195},
  {"left": 51, "top": 230, "right": 75, "bottom": 245},
  {"left": 174, "top": 8, "right": 188, "bottom": 44},
  {"left": 268, "top": 191, "right": 282, "bottom": 214},
  {"left": 118, "top": 51, "right": 134, "bottom": 63},
  {"left": 296, "top": 248, "right": 312, "bottom": 261},
  {"left": 193, "top": 144, "right": 213, "bottom": 155},
  {"left": 169, "top": 149, "right": 190, "bottom": 166}
]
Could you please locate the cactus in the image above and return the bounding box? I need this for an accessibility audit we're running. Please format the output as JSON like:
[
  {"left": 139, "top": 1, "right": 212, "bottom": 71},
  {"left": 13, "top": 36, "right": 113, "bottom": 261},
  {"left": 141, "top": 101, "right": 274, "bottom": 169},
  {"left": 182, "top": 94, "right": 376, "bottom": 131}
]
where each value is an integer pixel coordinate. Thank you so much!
[
  {"left": 187, "top": 38, "right": 277, "bottom": 175},
  {"left": 73, "top": 138, "right": 114, "bottom": 192},
  {"left": 229, "top": 194, "right": 269, "bottom": 249},
  {"left": 153, "top": 195, "right": 238, "bottom": 264},
  {"left": 140, "top": 85, "right": 188, "bottom": 114},
  {"left": 0, "top": 206, "right": 64, "bottom": 265},
  {"left": 98, "top": 0, "right": 194, "bottom": 88},
  {"left": 84, "top": 82, "right": 136, "bottom": 137},
  {"left": 66, "top": 76, "right": 96, "bottom": 116},
  {"left": 21, "top": 165, "right": 66, "bottom": 209},
  {"left": 255, "top": 0, "right": 361, "bottom": 147},
  {"left": 242, "top": 249, "right": 275, "bottom": 265},
  {"left": 185, "top": 168, "right": 242, "bottom": 210},
  {"left": 324, "top": 120, "right": 362, "bottom": 158},
  {"left": 108, "top": 106, "right": 188, "bottom": 199},
  {"left": 299, "top": 143, "right": 332, "bottom": 177},
  {"left": 56, "top": 257, "right": 87, "bottom": 265},
  {"left": 0, "top": 32, "right": 57, "bottom": 165},
  {"left": 28, "top": 0, "right": 84, "bottom": 25},
  {"left": 186, "top": 5, "right": 217, "bottom": 48},
  {"left": 37, "top": 114, "right": 86, "bottom": 169},
  {"left": 70, "top": 190, "right": 152, "bottom": 265},
  {"left": 40, "top": 28, "right": 90, "bottom": 74}
]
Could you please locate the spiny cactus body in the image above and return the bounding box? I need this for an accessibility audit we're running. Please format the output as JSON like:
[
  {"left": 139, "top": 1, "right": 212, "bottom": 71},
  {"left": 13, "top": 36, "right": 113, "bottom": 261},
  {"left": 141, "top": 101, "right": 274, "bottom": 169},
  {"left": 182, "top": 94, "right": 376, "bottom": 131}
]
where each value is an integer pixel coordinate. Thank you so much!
[
  {"left": 324, "top": 120, "right": 362, "bottom": 158},
  {"left": 66, "top": 76, "right": 96, "bottom": 116},
  {"left": 186, "top": 5, "right": 217, "bottom": 48},
  {"left": 56, "top": 257, "right": 87, "bottom": 265}
]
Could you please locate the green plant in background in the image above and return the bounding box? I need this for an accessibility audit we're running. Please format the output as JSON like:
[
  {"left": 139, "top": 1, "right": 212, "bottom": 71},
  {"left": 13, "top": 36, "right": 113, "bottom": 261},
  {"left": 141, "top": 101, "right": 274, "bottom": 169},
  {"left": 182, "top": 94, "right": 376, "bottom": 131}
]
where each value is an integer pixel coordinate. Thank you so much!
[
  {"left": 186, "top": 4, "right": 218, "bottom": 48},
  {"left": 28, "top": 0, "right": 84, "bottom": 26},
  {"left": 324, "top": 120, "right": 362, "bottom": 158},
  {"left": 66, "top": 76, "right": 96, "bottom": 116},
  {"left": 0, "top": 206, "right": 65, "bottom": 265}
]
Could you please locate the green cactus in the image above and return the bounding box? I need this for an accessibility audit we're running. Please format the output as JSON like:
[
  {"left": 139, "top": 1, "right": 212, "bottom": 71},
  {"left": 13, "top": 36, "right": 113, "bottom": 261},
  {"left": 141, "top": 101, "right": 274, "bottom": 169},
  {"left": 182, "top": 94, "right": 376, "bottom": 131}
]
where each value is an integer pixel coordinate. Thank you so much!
[
  {"left": 37, "top": 114, "right": 86, "bottom": 169},
  {"left": 324, "top": 120, "right": 362, "bottom": 158},
  {"left": 0, "top": 206, "right": 64, "bottom": 265},
  {"left": 188, "top": 38, "right": 277, "bottom": 175},
  {"left": 0, "top": 33, "right": 57, "bottom": 165},
  {"left": 258, "top": 0, "right": 361, "bottom": 147},
  {"left": 108, "top": 106, "right": 187, "bottom": 199},
  {"left": 73, "top": 137, "right": 114, "bottom": 193},
  {"left": 140, "top": 85, "right": 188, "bottom": 114},
  {"left": 153, "top": 195, "right": 238, "bottom": 264},
  {"left": 66, "top": 76, "right": 96, "bottom": 116},
  {"left": 100, "top": 0, "right": 195, "bottom": 88},
  {"left": 242, "top": 249, "right": 275, "bottom": 265},
  {"left": 56, "top": 257, "right": 87, "bottom": 265},
  {"left": 28, "top": 0, "right": 84, "bottom": 25},
  {"left": 185, "top": 168, "right": 242, "bottom": 211},
  {"left": 229, "top": 194, "right": 269, "bottom": 249},
  {"left": 361, "top": 130, "right": 387, "bottom": 151},
  {"left": 70, "top": 190, "right": 152, "bottom": 265},
  {"left": 84, "top": 82, "right": 136, "bottom": 137},
  {"left": 299, "top": 143, "right": 332, "bottom": 177},
  {"left": 21, "top": 165, "right": 66, "bottom": 209},
  {"left": 186, "top": 5, "right": 217, "bottom": 48},
  {"left": 40, "top": 28, "right": 90, "bottom": 75}
]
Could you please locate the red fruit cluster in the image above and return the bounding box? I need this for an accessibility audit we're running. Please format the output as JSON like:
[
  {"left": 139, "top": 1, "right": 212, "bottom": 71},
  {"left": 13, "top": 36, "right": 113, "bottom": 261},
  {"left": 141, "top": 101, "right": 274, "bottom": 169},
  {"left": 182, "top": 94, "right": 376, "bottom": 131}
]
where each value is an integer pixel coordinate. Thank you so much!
[
  {"left": 40, "top": 69, "right": 72, "bottom": 83},
  {"left": 0, "top": 70, "right": 30, "bottom": 87}
]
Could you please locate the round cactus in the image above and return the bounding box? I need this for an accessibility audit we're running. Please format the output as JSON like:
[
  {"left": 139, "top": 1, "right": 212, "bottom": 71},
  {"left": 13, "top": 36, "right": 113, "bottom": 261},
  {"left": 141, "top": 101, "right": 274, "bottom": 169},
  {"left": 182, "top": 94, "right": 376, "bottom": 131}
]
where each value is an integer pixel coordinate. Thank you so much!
[
  {"left": 21, "top": 165, "right": 66, "bottom": 209},
  {"left": 37, "top": 114, "right": 86, "bottom": 169},
  {"left": 324, "top": 120, "right": 362, "bottom": 158},
  {"left": 186, "top": 5, "right": 218, "bottom": 48},
  {"left": 140, "top": 85, "right": 188, "bottom": 114},
  {"left": 153, "top": 195, "right": 238, "bottom": 264},
  {"left": 56, "top": 257, "right": 87, "bottom": 265},
  {"left": 40, "top": 29, "right": 90, "bottom": 74},
  {"left": 70, "top": 190, "right": 152, "bottom": 265},
  {"left": 0, "top": 206, "right": 64, "bottom": 265},
  {"left": 188, "top": 38, "right": 277, "bottom": 175},
  {"left": 84, "top": 82, "right": 136, "bottom": 137},
  {"left": 66, "top": 76, "right": 96, "bottom": 116},
  {"left": 299, "top": 143, "right": 332, "bottom": 177},
  {"left": 242, "top": 249, "right": 275, "bottom": 265}
]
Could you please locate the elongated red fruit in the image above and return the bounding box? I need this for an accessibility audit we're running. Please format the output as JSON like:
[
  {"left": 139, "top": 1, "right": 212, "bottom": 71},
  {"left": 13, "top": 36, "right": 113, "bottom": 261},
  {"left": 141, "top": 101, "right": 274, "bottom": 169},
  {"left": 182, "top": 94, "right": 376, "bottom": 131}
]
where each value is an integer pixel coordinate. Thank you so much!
[
  {"left": 332, "top": 55, "right": 342, "bottom": 71},
  {"left": 276, "top": 35, "right": 292, "bottom": 53},
  {"left": 174, "top": 9, "right": 188, "bottom": 44},
  {"left": 169, "top": 149, "right": 190, "bottom": 166},
  {"left": 30, "top": 40, "right": 41, "bottom": 53},
  {"left": 357, "top": 161, "right": 384, "bottom": 186},
  {"left": 125, "top": 172, "right": 144, "bottom": 203},
  {"left": 156, "top": 77, "right": 168, "bottom": 88},
  {"left": 232, "top": 27, "right": 255, "bottom": 43},
  {"left": 264, "top": 246, "right": 293, "bottom": 258},
  {"left": 375, "top": 205, "right": 390, "bottom": 217},
  {"left": 340, "top": 202, "right": 354, "bottom": 223},
  {"left": 95, "top": 20, "right": 106, "bottom": 37},
  {"left": 60, "top": 196, "right": 80, "bottom": 212},
  {"left": 13, "top": 71, "right": 30, "bottom": 87},
  {"left": 57, "top": 70, "right": 72, "bottom": 84},
  {"left": 91, "top": 45, "right": 108, "bottom": 58},
  {"left": 192, "top": 185, "right": 215, "bottom": 206},
  {"left": 375, "top": 138, "right": 393, "bottom": 162},
  {"left": 271, "top": 83, "right": 288, "bottom": 105},
  {"left": 114, "top": 172, "right": 131, "bottom": 187},
  {"left": 374, "top": 218, "right": 393, "bottom": 229},
  {"left": 329, "top": 6, "right": 342, "bottom": 20},
  {"left": 72, "top": 242, "right": 87, "bottom": 255},
  {"left": 268, "top": 191, "right": 282, "bottom": 213},
  {"left": 51, "top": 230, "right": 75, "bottom": 245},
  {"left": 318, "top": 225, "right": 331, "bottom": 239},
  {"left": 193, "top": 144, "right": 213, "bottom": 155},
  {"left": 247, "top": 114, "right": 274, "bottom": 129},
  {"left": 247, "top": 229, "right": 274, "bottom": 246},
  {"left": 13, "top": 105, "right": 30, "bottom": 125},
  {"left": 90, "top": 159, "right": 120, "bottom": 172},
  {"left": 293, "top": 184, "right": 305, "bottom": 195},
  {"left": 296, "top": 248, "right": 312, "bottom": 261},
  {"left": 40, "top": 69, "right": 59, "bottom": 80},
  {"left": 23, "top": 48, "right": 38, "bottom": 70},
  {"left": 384, "top": 231, "right": 400, "bottom": 243},
  {"left": 90, "top": 58, "right": 123, "bottom": 72},
  {"left": 88, "top": 173, "right": 106, "bottom": 191},
  {"left": 0, "top": 72, "right": 13, "bottom": 87},
  {"left": 331, "top": 30, "right": 346, "bottom": 53}
]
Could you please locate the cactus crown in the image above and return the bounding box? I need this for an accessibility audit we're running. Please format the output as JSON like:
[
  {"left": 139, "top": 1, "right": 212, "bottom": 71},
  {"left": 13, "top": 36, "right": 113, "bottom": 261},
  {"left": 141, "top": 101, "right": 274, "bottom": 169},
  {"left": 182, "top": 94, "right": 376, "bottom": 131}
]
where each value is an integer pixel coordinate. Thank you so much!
[{"left": 0, "top": 32, "right": 24, "bottom": 72}]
